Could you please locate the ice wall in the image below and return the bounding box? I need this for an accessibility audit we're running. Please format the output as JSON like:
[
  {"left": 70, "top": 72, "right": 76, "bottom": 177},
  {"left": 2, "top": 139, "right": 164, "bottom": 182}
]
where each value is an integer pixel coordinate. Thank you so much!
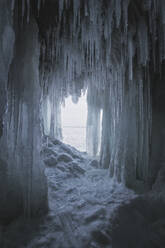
[
  {"left": 0, "top": 14, "right": 48, "bottom": 220},
  {"left": 0, "top": 0, "right": 15, "bottom": 138},
  {"left": 149, "top": 69, "right": 165, "bottom": 188},
  {"left": 0, "top": 0, "right": 15, "bottom": 222}
]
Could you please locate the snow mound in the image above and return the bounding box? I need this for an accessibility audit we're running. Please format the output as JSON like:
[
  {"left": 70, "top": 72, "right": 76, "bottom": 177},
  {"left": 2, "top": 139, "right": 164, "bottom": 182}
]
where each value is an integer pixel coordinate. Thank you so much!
[{"left": 43, "top": 137, "right": 87, "bottom": 178}]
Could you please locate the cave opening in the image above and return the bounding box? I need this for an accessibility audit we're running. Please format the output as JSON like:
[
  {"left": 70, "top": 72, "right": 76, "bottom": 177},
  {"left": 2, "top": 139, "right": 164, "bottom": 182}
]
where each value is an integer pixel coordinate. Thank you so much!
[{"left": 61, "top": 92, "right": 87, "bottom": 152}]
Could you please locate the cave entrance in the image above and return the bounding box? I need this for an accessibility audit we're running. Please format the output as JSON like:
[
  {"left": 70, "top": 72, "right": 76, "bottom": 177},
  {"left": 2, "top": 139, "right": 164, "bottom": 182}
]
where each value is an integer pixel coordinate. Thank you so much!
[{"left": 61, "top": 93, "right": 87, "bottom": 152}]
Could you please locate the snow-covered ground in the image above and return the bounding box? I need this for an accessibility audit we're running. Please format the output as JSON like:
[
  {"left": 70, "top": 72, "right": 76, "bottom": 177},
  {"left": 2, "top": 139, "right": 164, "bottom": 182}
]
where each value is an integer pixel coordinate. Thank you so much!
[
  {"left": 0, "top": 138, "right": 136, "bottom": 248},
  {"left": 1, "top": 139, "right": 165, "bottom": 248}
]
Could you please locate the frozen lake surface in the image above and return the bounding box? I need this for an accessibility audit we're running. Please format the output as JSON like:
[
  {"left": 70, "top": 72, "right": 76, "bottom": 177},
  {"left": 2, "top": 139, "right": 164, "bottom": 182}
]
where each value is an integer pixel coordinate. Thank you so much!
[
  {"left": 62, "top": 126, "right": 86, "bottom": 152},
  {"left": 61, "top": 94, "right": 87, "bottom": 152}
]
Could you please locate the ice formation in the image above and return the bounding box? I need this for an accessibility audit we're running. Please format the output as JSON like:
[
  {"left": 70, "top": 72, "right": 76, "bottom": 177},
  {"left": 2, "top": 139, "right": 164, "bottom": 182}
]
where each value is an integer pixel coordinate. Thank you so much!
[
  {"left": 36, "top": 0, "right": 162, "bottom": 187},
  {"left": 0, "top": 16, "right": 48, "bottom": 218},
  {"left": 0, "top": 0, "right": 165, "bottom": 220}
]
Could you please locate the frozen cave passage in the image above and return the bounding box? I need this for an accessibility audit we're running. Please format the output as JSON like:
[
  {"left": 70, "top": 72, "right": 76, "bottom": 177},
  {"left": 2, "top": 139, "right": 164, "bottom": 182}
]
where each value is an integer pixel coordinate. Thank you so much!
[{"left": 1, "top": 0, "right": 165, "bottom": 248}]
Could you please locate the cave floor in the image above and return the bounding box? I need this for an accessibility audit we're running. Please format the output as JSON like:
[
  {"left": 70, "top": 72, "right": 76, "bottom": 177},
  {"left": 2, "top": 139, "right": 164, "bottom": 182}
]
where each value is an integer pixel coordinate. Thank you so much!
[
  {"left": 1, "top": 139, "right": 136, "bottom": 248},
  {"left": 29, "top": 139, "right": 136, "bottom": 248}
]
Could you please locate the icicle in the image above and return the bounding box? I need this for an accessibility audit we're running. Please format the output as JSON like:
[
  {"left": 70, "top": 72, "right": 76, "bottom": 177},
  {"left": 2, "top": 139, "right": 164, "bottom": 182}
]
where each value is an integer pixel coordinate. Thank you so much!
[
  {"left": 138, "top": 18, "right": 149, "bottom": 66},
  {"left": 26, "top": 0, "right": 30, "bottom": 23},
  {"left": 115, "top": 0, "right": 121, "bottom": 28},
  {"left": 85, "top": 2, "right": 88, "bottom": 16},
  {"left": 59, "top": 0, "right": 64, "bottom": 20},
  {"left": 21, "top": 0, "right": 25, "bottom": 24},
  {"left": 11, "top": 0, "right": 15, "bottom": 12},
  {"left": 122, "top": 0, "right": 130, "bottom": 34},
  {"left": 128, "top": 34, "right": 133, "bottom": 81},
  {"left": 160, "top": 0, "right": 165, "bottom": 24},
  {"left": 37, "top": 0, "right": 41, "bottom": 16}
]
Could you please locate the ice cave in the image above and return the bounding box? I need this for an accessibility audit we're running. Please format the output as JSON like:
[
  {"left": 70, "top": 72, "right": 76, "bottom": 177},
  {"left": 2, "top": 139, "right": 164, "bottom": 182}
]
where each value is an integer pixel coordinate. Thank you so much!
[{"left": 0, "top": 0, "right": 165, "bottom": 247}]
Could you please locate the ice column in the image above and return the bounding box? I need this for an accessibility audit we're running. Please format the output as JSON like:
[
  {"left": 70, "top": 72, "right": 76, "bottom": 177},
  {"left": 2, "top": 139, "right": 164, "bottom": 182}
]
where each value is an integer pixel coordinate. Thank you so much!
[
  {"left": 1, "top": 20, "right": 48, "bottom": 219},
  {"left": 86, "top": 85, "right": 101, "bottom": 157}
]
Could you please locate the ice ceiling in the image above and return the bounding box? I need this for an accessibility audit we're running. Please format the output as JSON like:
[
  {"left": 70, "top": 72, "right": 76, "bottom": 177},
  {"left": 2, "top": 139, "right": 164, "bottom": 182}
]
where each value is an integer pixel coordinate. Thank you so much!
[{"left": 0, "top": 0, "right": 165, "bottom": 219}]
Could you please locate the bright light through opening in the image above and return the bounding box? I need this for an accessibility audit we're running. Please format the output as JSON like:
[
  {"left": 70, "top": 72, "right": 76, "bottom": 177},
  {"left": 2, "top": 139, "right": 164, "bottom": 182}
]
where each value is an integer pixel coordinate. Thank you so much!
[{"left": 61, "top": 93, "right": 87, "bottom": 152}]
